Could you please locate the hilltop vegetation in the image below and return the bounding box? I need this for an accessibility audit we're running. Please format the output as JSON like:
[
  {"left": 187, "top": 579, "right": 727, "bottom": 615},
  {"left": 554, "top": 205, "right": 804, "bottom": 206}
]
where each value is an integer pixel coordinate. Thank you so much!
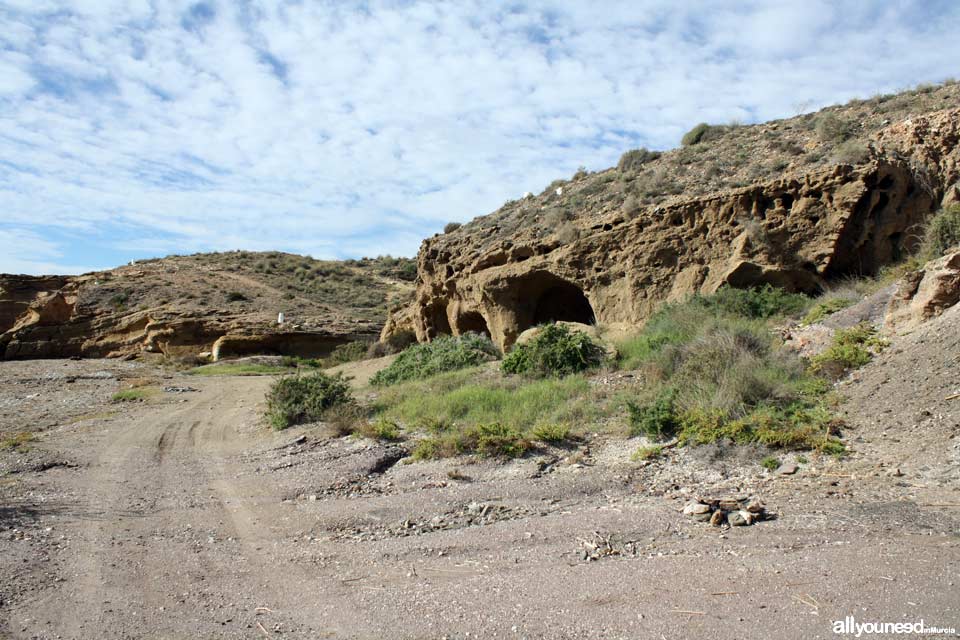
[{"left": 444, "top": 81, "right": 959, "bottom": 252}]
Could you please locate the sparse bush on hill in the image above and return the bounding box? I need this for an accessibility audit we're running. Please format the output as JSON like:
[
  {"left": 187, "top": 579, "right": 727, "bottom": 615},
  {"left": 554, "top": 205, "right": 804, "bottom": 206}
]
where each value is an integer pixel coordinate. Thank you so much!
[
  {"left": 815, "top": 113, "right": 855, "bottom": 143},
  {"left": 265, "top": 372, "right": 353, "bottom": 430},
  {"left": 555, "top": 222, "right": 580, "bottom": 244},
  {"left": 833, "top": 139, "right": 871, "bottom": 164},
  {"left": 618, "top": 148, "right": 661, "bottom": 172},
  {"left": 919, "top": 205, "right": 960, "bottom": 261},
  {"left": 370, "top": 333, "right": 499, "bottom": 386},
  {"left": 225, "top": 291, "right": 248, "bottom": 302},
  {"left": 681, "top": 122, "right": 712, "bottom": 146},
  {"left": 443, "top": 222, "right": 462, "bottom": 233},
  {"left": 622, "top": 195, "right": 641, "bottom": 219},
  {"left": 502, "top": 323, "right": 606, "bottom": 377}
]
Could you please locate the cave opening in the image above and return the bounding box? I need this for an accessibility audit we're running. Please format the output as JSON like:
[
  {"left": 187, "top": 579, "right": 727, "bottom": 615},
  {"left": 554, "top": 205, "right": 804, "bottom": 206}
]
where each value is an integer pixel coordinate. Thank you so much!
[
  {"left": 532, "top": 280, "right": 596, "bottom": 326},
  {"left": 457, "top": 311, "right": 491, "bottom": 338}
]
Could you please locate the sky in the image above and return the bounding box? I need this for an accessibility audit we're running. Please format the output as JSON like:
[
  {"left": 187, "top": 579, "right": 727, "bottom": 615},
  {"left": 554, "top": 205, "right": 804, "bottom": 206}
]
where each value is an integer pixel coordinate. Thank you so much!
[{"left": 2, "top": 1, "right": 959, "bottom": 275}]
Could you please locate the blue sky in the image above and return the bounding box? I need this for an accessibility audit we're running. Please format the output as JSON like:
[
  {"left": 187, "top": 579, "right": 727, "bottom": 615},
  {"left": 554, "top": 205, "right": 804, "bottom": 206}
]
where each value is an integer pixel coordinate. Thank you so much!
[{"left": 1, "top": 1, "right": 958, "bottom": 275}]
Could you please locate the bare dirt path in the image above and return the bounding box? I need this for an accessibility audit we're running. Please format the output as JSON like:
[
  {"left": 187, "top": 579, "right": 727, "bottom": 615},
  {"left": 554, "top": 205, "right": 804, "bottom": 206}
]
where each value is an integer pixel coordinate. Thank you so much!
[{"left": 1, "top": 358, "right": 958, "bottom": 639}]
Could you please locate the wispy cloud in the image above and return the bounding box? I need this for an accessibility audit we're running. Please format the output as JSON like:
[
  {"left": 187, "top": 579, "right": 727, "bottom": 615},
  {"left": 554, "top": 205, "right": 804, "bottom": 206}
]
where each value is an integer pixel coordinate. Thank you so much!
[{"left": 1, "top": 0, "right": 958, "bottom": 274}]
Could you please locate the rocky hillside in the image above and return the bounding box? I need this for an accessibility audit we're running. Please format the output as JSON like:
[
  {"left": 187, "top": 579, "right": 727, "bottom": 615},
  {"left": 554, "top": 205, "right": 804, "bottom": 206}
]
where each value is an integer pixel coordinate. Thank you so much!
[
  {"left": 384, "top": 82, "right": 960, "bottom": 350},
  {"left": 0, "top": 252, "right": 416, "bottom": 360}
]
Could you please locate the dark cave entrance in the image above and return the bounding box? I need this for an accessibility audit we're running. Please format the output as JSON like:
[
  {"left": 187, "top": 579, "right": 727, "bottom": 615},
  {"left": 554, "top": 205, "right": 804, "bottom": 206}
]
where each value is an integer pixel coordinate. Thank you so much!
[
  {"left": 457, "top": 311, "right": 491, "bottom": 338},
  {"left": 532, "top": 281, "right": 596, "bottom": 326}
]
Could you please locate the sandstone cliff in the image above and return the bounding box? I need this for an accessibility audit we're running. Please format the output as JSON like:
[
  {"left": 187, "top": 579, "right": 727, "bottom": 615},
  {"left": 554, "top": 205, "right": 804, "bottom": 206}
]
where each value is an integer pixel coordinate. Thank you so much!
[
  {"left": 1, "top": 252, "right": 415, "bottom": 360},
  {"left": 385, "top": 84, "right": 960, "bottom": 351}
]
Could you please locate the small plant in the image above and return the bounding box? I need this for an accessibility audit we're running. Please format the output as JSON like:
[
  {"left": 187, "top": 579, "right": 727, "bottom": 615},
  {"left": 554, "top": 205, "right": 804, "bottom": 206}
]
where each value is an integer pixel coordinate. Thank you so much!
[
  {"left": 919, "top": 205, "right": 960, "bottom": 261},
  {"left": 357, "top": 417, "right": 402, "bottom": 441},
  {"left": 502, "top": 324, "right": 606, "bottom": 377},
  {"left": 370, "top": 333, "right": 498, "bottom": 386},
  {"left": 621, "top": 195, "right": 641, "bottom": 219},
  {"left": 225, "top": 291, "right": 248, "bottom": 302},
  {"left": 627, "top": 387, "right": 679, "bottom": 440},
  {"left": 815, "top": 113, "right": 854, "bottom": 143},
  {"left": 632, "top": 445, "right": 663, "bottom": 461},
  {"left": 810, "top": 323, "right": 888, "bottom": 377},
  {"left": 802, "top": 297, "right": 856, "bottom": 325},
  {"left": 530, "top": 423, "right": 572, "bottom": 444},
  {"left": 555, "top": 221, "right": 580, "bottom": 244},
  {"left": 681, "top": 122, "right": 712, "bottom": 146},
  {"left": 0, "top": 431, "right": 36, "bottom": 453},
  {"left": 618, "top": 148, "right": 661, "bottom": 172},
  {"left": 443, "top": 222, "right": 462, "bottom": 233},
  {"left": 463, "top": 423, "right": 529, "bottom": 458},
  {"left": 797, "top": 455, "right": 809, "bottom": 464},
  {"left": 761, "top": 456, "right": 780, "bottom": 471},
  {"left": 109, "top": 292, "right": 129, "bottom": 310},
  {"left": 265, "top": 372, "right": 353, "bottom": 430},
  {"left": 111, "top": 388, "right": 154, "bottom": 402},
  {"left": 326, "top": 341, "right": 370, "bottom": 365},
  {"left": 833, "top": 139, "right": 870, "bottom": 164}
]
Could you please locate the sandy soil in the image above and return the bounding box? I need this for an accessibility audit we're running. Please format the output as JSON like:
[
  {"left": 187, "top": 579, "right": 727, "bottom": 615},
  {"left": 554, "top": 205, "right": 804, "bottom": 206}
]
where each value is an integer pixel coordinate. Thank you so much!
[{"left": 1, "top": 310, "right": 958, "bottom": 639}]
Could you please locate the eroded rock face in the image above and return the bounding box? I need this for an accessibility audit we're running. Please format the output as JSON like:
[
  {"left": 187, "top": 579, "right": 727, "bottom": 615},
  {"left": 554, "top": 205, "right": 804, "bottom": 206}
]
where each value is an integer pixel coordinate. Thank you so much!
[
  {"left": 0, "top": 274, "right": 379, "bottom": 361},
  {"left": 386, "top": 110, "right": 960, "bottom": 351},
  {"left": 884, "top": 249, "right": 960, "bottom": 333}
]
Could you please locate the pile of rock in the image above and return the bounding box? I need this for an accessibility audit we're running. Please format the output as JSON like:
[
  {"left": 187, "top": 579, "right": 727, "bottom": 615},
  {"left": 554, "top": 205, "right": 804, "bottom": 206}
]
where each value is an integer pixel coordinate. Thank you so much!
[{"left": 682, "top": 496, "right": 768, "bottom": 527}]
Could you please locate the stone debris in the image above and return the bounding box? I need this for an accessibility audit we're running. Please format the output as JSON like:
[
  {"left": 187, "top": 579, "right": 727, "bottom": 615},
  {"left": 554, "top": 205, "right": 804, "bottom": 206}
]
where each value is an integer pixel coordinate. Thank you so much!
[{"left": 682, "top": 497, "right": 770, "bottom": 527}]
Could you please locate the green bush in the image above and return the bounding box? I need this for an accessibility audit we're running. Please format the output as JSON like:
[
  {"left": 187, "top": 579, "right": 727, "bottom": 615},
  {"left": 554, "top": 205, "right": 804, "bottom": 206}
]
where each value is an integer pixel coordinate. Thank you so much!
[
  {"left": 627, "top": 387, "right": 679, "bottom": 439},
  {"left": 920, "top": 205, "right": 960, "bottom": 261},
  {"left": 265, "top": 372, "right": 353, "bottom": 430},
  {"left": 695, "top": 284, "right": 810, "bottom": 319},
  {"left": 530, "top": 423, "right": 572, "bottom": 443},
  {"left": 681, "top": 122, "right": 711, "bottom": 146},
  {"left": 502, "top": 323, "right": 606, "bottom": 377},
  {"left": 356, "top": 417, "right": 402, "bottom": 441},
  {"left": 370, "top": 333, "right": 498, "bottom": 386},
  {"left": 761, "top": 456, "right": 780, "bottom": 471},
  {"left": 618, "top": 148, "right": 661, "bottom": 172},
  {"left": 616, "top": 286, "right": 843, "bottom": 453},
  {"left": 810, "top": 323, "right": 888, "bottom": 377},
  {"left": 411, "top": 423, "right": 529, "bottom": 460}
]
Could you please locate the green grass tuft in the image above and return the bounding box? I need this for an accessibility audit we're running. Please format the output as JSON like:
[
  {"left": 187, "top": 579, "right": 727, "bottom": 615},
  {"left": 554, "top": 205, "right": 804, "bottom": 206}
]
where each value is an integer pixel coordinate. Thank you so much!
[
  {"left": 802, "top": 297, "right": 856, "bottom": 325},
  {"left": 810, "top": 323, "right": 888, "bottom": 377}
]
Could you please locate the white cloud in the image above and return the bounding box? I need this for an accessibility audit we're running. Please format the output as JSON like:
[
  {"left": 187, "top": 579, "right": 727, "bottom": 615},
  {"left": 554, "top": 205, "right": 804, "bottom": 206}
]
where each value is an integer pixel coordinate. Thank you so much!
[
  {"left": 1, "top": 0, "right": 959, "bottom": 274},
  {"left": 0, "top": 229, "right": 95, "bottom": 275}
]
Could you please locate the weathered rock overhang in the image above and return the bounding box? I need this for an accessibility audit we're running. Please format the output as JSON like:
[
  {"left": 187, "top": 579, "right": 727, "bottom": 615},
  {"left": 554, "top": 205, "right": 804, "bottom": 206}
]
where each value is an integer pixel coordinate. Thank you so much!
[{"left": 387, "top": 154, "right": 949, "bottom": 352}]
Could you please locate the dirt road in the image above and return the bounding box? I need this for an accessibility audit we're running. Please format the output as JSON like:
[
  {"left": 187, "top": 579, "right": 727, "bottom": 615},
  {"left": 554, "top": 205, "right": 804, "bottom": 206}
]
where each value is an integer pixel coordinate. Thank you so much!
[{"left": 1, "top": 361, "right": 958, "bottom": 639}]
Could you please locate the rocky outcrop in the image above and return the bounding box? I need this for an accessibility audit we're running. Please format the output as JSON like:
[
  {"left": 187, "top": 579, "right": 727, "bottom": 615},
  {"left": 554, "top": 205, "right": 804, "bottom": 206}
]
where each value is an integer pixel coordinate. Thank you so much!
[
  {"left": 884, "top": 249, "right": 960, "bottom": 333},
  {"left": 386, "top": 108, "right": 960, "bottom": 351},
  {"left": 0, "top": 252, "right": 398, "bottom": 360}
]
